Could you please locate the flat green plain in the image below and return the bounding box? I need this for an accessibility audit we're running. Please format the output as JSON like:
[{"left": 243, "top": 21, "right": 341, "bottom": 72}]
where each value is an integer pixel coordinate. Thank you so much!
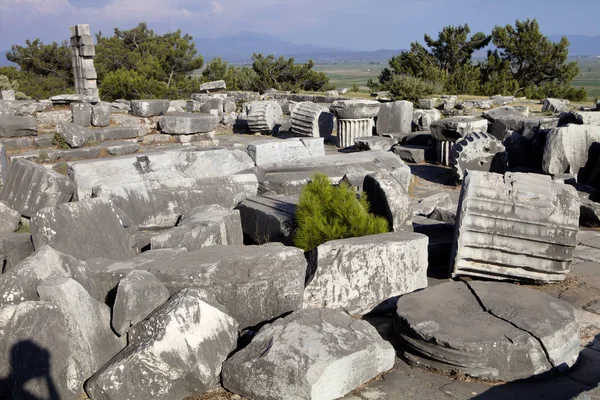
[{"left": 315, "top": 57, "right": 600, "bottom": 99}]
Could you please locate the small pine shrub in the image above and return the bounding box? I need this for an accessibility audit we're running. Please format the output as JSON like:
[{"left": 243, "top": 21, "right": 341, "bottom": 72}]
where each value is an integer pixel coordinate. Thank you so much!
[
  {"left": 52, "top": 132, "right": 69, "bottom": 149},
  {"left": 293, "top": 173, "right": 389, "bottom": 251},
  {"left": 351, "top": 84, "right": 360, "bottom": 92}
]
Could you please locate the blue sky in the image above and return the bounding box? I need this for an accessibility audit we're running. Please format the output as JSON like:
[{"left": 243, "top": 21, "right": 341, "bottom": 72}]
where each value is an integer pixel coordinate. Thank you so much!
[{"left": 1, "top": 0, "right": 599, "bottom": 51}]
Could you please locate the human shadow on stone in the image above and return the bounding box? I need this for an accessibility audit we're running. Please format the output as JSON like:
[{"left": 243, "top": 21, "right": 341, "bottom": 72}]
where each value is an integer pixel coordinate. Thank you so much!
[
  {"left": 409, "top": 164, "right": 456, "bottom": 187},
  {"left": 472, "top": 333, "right": 600, "bottom": 400},
  {"left": 0, "top": 340, "right": 60, "bottom": 400}
]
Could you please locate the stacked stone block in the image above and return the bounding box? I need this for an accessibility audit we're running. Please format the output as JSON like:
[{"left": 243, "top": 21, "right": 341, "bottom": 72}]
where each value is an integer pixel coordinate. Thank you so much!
[{"left": 70, "top": 24, "right": 98, "bottom": 97}]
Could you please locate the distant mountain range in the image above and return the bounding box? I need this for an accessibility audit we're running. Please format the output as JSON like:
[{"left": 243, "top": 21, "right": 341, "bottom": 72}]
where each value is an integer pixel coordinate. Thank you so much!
[
  {"left": 194, "top": 32, "right": 403, "bottom": 63},
  {"left": 2, "top": 32, "right": 600, "bottom": 68}
]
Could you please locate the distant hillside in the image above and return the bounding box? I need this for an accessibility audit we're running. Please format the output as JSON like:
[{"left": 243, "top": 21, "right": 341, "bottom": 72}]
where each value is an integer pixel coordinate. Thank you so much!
[
  {"left": 550, "top": 35, "right": 600, "bottom": 57},
  {"left": 194, "top": 32, "right": 402, "bottom": 63}
]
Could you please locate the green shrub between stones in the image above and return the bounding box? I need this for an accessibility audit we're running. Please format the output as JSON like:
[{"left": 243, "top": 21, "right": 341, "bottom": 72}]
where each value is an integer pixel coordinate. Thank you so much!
[{"left": 293, "top": 173, "right": 389, "bottom": 252}]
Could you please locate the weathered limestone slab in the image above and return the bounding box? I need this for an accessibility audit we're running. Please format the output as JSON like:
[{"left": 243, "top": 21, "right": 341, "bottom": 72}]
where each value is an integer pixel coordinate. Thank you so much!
[
  {"left": 247, "top": 100, "right": 283, "bottom": 133},
  {"left": 558, "top": 111, "right": 600, "bottom": 127},
  {"left": 199, "top": 80, "right": 226, "bottom": 92},
  {"left": 0, "top": 100, "right": 50, "bottom": 116},
  {"left": 223, "top": 308, "right": 395, "bottom": 400},
  {"left": 0, "top": 115, "right": 37, "bottom": 138},
  {"left": 449, "top": 132, "right": 508, "bottom": 181},
  {"left": 130, "top": 99, "right": 170, "bottom": 117},
  {"left": 253, "top": 151, "right": 409, "bottom": 195},
  {"left": 395, "top": 281, "right": 579, "bottom": 381},
  {"left": 377, "top": 100, "right": 413, "bottom": 136},
  {"left": 30, "top": 198, "right": 137, "bottom": 261},
  {"left": 49, "top": 94, "right": 98, "bottom": 104},
  {"left": 247, "top": 137, "right": 324, "bottom": 166},
  {"left": 412, "top": 109, "right": 441, "bottom": 131},
  {"left": 38, "top": 276, "right": 126, "bottom": 388},
  {"left": 451, "top": 171, "right": 580, "bottom": 281},
  {"left": 57, "top": 121, "right": 94, "bottom": 147},
  {"left": 542, "top": 124, "right": 600, "bottom": 176},
  {"left": 430, "top": 116, "right": 488, "bottom": 141},
  {"left": 363, "top": 169, "right": 413, "bottom": 232},
  {"left": 304, "top": 232, "right": 428, "bottom": 315},
  {"left": 490, "top": 115, "right": 558, "bottom": 140},
  {"left": 354, "top": 136, "right": 396, "bottom": 151},
  {"left": 330, "top": 100, "right": 380, "bottom": 119},
  {"left": 291, "top": 101, "right": 334, "bottom": 137},
  {"left": 392, "top": 144, "right": 434, "bottom": 163},
  {"left": 150, "top": 205, "right": 243, "bottom": 251},
  {"left": 3, "top": 302, "right": 80, "bottom": 399},
  {"left": 482, "top": 106, "right": 529, "bottom": 122},
  {"left": 68, "top": 149, "right": 256, "bottom": 228},
  {"left": 413, "top": 193, "right": 452, "bottom": 217},
  {"left": 0, "top": 246, "right": 100, "bottom": 306},
  {"left": 93, "top": 125, "right": 140, "bottom": 141},
  {"left": 0, "top": 233, "right": 35, "bottom": 272},
  {"left": 236, "top": 194, "right": 298, "bottom": 244},
  {"left": 0, "top": 201, "right": 20, "bottom": 232},
  {"left": 86, "top": 289, "right": 238, "bottom": 400},
  {"left": 158, "top": 112, "right": 219, "bottom": 134},
  {"left": 89, "top": 244, "right": 306, "bottom": 328},
  {"left": 71, "top": 102, "right": 92, "bottom": 126},
  {"left": 543, "top": 98, "right": 569, "bottom": 114},
  {"left": 0, "top": 90, "right": 15, "bottom": 100},
  {"left": 0, "top": 158, "right": 74, "bottom": 217},
  {"left": 112, "top": 270, "right": 170, "bottom": 336}
]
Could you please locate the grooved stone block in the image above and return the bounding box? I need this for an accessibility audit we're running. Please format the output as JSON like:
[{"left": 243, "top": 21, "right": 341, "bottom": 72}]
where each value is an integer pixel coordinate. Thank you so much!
[
  {"left": 290, "top": 101, "right": 334, "bottom": 137},
  {"left": 451, "top": 171, "right": 580, "bottom": 281},
  {"left": 0, "top": 158, "right": 74, "bottom": 217},
  {"left": 246, "top": 138, "right": 324, "bottom": 166},
  {"left": 247, "top": 101, "right": 283, "bottom": 133}
]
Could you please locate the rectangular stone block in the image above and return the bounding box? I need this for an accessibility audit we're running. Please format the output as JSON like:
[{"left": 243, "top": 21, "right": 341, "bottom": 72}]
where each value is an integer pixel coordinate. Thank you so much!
[
  {"left": 236, "top": 194, "right": 298, "bottom": 244},
  {"left": 304, "top": 232, "right": 429, "bottom": 315},
  {"left": 69, "top": 149, "right": 257, "bottom": 228},
  {"left": 0, "top": 158, "right": 75, "bottom": 218},
  {"left": 87, "top": 244, "right": 307, "bottom": 329},
  {"left": 253, "top": 151, "right": 409, "bottom": 194},
  {"left": 377, "top": 100, "right": 413, "bottom": 137},
  {"left": 78, "top": 35, "right": 94, "bottom": 46},
  {"left": 451, "top": 171, "right": 580, "bottom": 282},
  {"left": 75, "top": 24, "right": 91, "bottom": 36}
]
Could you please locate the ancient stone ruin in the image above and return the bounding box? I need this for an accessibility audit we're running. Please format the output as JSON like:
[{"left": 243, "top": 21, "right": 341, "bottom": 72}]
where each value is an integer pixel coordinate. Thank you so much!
[
  {"left": 0, "top": 23, "right": 599, "bottom": 400},
  {"left": 70, "top": 24, "right": 98, "bottom": 98}
]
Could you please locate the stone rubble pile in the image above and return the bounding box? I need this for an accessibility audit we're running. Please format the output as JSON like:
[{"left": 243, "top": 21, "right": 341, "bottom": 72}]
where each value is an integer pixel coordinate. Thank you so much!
[{"left": 1, "top": 27, "right": 600, "bottom": 398}]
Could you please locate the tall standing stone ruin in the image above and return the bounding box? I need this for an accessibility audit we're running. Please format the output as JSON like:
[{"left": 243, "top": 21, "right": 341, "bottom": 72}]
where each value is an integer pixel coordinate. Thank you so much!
[{"left": 70, "top": 24, "right": 98, "bottom": 97}]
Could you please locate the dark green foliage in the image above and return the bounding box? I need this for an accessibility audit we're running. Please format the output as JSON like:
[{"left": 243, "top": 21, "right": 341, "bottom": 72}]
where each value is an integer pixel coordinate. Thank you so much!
[
  {"left": 52, "top": 132, "right": 69, "bottom": 149},
  {"left": 377, "top": 19, "right": 586, "bottom": 101},
  {"left": 350, "top": 84, "right": 360, "bottom": 92},
  {"left": 371, "top": 75, "right": 440, "bottom": 102},
  {"left": 95, "top": 23, "right": 204, "bottom": 101},
  {"left": 293, "top": 173, "right": 389, "bottom": 251},
  {"left": 2, "top": 39, "right": 74, "bottom": 99},
  {"left": 250, "top": 54, "right": 331, "bottom": 93},
  {"left": 6, "top": 39, "right": 72, "bottom": 81},
  {"left": 424, "top": 25, "right": 491, "bottom": 74},
  {"left": 201, "top": 57, "right": 256, "bottom": 91}
]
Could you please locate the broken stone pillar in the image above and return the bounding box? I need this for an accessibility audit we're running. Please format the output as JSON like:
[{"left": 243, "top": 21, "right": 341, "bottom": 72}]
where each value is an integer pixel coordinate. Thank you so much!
[
  {"left": 290, "top": 101, "right": 334, "bottom": 138},
  {"left": 70, "top": 24, "right": 98, "bottom": 97},
  {"left": 337, "top": 118, "right": 374, "bottom": 148},
  {"left": 247, "top": 101, "right": 283, "bottom": 133},
  {"left": 436, "top": 140, "right": 452, "bottom": 166},
  {"left": 330, "top": 100, "right": 380, "bottom": 148},
  {"left": 449, "top": 132, "right": 508, "bottom": 181},
  {"left": 451, "top": 171, "right": 580, "bottom": 282}
]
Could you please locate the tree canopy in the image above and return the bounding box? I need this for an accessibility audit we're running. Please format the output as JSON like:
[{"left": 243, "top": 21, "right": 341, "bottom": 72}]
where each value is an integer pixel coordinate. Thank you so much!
[{"left": 372, "top": 19, "right": 586, "bottom": 101}]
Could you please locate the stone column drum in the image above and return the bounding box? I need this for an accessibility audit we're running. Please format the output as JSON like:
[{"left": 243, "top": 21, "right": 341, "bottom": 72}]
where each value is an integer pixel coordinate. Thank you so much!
[{"left": 330, "top": 100, "right": 380, "bottom": 148}]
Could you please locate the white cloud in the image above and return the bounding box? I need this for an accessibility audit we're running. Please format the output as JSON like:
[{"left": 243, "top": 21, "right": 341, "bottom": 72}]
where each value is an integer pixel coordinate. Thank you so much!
[{"left": 211, "top": 1, "right": 224, "bottom": 13}]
